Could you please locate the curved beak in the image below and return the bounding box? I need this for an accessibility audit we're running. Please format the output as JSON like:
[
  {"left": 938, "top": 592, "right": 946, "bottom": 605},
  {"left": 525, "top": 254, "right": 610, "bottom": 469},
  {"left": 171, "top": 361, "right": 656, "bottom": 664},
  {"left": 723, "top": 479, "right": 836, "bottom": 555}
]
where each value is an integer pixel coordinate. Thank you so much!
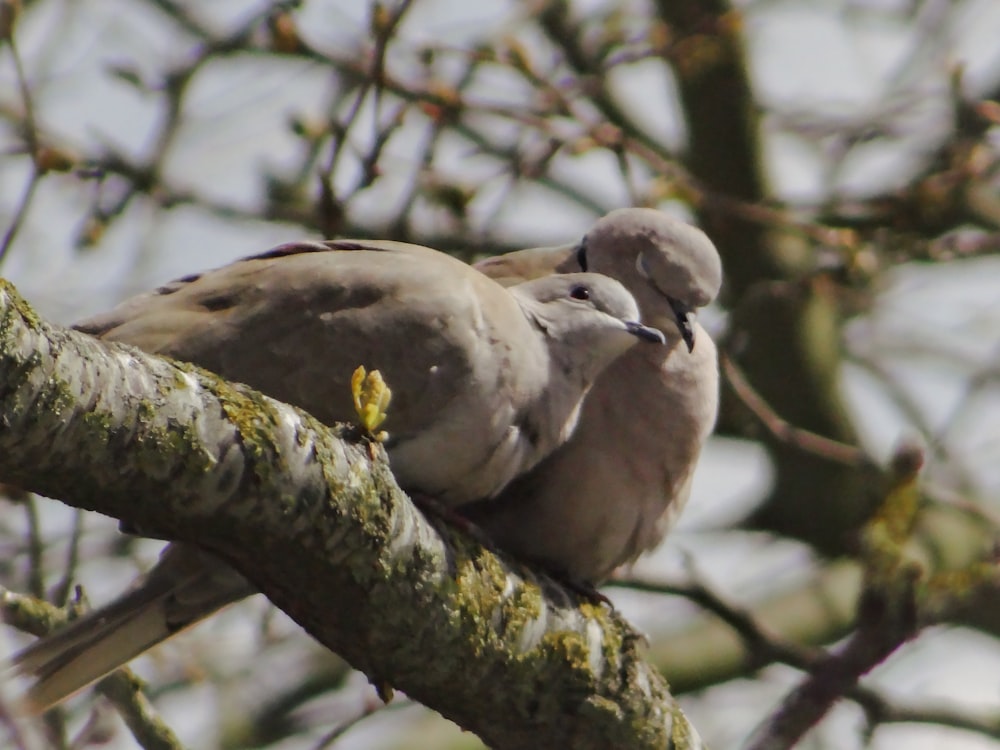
[
  {"left": 625, "top": 321, "right": 666, "bottom": 344},
  {"left": 668, "top": 298, "right": 696, "bottom": 352}
]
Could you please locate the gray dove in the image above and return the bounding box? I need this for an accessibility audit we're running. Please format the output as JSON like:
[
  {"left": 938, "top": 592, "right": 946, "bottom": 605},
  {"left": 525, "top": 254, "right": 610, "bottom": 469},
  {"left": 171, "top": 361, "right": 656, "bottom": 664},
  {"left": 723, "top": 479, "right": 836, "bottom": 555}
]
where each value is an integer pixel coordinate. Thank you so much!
[
  {"left": 467, "top": 207, "right": 722, "bottom": 583},
  {"left": 10, "top": 237, "right": 665, "bottom": 711}
]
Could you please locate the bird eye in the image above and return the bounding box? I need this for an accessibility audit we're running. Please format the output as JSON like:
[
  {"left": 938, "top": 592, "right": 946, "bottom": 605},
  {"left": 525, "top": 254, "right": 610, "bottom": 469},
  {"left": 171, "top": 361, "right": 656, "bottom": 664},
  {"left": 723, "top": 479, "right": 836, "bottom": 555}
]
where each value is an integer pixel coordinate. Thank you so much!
[{"left": 570, "top": 285, "right": 590, "bottom": 301}]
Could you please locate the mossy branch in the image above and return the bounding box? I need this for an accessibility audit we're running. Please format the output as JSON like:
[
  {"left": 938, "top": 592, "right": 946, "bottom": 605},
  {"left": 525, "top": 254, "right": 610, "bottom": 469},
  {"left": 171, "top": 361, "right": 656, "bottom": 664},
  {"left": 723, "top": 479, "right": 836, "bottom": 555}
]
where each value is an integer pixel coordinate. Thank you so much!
[{"left": 0, "top": 279, "right": 703, "bottom": 750}]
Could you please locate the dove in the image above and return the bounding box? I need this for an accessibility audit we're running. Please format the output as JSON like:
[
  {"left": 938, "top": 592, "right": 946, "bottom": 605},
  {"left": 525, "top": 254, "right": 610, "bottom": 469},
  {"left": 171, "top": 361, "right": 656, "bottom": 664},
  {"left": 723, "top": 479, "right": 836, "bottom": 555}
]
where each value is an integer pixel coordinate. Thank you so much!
[
  {"left": 467, "top": 207, "right": 723, "bottom": 583},
  {"left": 10, "top": 237, "right": 665, "bottom": 711},
  {"left": 75, "top": 239, "right": 665, "bottom": 503}
]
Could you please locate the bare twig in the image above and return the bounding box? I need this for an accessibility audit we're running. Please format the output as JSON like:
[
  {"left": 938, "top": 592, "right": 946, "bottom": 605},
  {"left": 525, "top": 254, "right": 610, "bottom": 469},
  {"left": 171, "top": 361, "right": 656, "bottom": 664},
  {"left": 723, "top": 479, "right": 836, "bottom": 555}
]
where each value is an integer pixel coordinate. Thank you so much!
[
  {"left": 742, "top": 573, "right": 919, "bottom": 750},
  {"left": 0, "top": 25, "right": 43, "bottom": 265},
  {"left": 721, "top": 352, "right": 869, "bottom": 467}
]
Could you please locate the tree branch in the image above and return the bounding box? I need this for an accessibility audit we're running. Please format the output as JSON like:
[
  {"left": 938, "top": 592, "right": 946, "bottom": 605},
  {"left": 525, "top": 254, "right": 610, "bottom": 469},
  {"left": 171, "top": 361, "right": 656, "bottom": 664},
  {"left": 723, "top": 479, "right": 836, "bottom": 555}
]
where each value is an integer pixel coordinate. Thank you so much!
[{"left": 0, "top": 279, "right": 702, "bottom": 750}]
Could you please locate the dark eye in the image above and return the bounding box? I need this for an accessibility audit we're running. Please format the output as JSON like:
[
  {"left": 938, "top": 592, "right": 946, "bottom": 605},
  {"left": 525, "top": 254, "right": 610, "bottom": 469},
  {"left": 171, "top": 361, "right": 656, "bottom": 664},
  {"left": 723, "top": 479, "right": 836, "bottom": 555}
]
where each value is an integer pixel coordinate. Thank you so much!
[{"left": 570, "top": 285, "right": 590, "bottom": 301}]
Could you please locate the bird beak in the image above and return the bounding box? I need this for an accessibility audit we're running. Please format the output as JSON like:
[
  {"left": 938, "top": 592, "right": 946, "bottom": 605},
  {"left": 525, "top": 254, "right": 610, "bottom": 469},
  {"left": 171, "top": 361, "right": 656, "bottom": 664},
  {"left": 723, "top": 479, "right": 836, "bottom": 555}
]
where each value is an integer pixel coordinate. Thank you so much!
[
  {"left": 575, "top": 239, "right": 589, "bottom": 271},
  {"left": 625, "top": 321, "right": 667, "bottom": 344},
  {"left": 668, "top": 298, "right": 696, "bottom": 352}
]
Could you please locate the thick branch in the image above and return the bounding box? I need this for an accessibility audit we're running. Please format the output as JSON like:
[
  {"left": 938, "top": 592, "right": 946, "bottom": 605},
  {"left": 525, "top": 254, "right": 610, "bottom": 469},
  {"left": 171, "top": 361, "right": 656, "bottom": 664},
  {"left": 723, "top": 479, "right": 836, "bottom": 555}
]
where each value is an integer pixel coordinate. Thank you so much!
[{"left": 0, "top": 279, "right": 702, "bottom": 750}]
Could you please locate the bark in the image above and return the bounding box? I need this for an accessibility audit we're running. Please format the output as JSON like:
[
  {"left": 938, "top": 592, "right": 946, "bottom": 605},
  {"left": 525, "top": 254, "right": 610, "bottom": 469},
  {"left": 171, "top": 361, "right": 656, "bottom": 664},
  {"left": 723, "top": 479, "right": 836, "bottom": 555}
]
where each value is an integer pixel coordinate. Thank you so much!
[{"left": 0, "top": 279, "right": 703, "bottom": 750}]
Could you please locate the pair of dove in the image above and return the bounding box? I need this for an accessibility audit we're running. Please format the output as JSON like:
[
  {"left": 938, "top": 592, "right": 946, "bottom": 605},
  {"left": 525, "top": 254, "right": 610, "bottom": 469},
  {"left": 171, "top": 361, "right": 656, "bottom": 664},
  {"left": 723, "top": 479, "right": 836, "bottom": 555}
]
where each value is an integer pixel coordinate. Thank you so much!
[{"left": 10, "top": 207, "right": 722, "bottom": 712}]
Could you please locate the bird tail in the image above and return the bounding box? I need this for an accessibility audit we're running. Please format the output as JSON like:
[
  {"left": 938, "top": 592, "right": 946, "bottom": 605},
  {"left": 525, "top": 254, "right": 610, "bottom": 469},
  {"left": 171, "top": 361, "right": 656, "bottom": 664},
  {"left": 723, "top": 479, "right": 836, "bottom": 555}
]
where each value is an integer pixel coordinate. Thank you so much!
[{"left": 8, "top": 544, "right": 251, "bottom": 714}]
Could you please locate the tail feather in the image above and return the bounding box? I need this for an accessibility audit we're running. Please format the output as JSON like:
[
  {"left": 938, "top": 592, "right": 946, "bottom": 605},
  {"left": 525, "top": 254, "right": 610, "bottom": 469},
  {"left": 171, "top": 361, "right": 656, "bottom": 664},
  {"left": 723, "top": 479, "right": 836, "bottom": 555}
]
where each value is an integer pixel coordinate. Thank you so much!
[
  {"left": 17, "top": 587, "right": 178, "bottom": 713},
  {"left": 9, "top": 544, "right": 253, "bottom": 713}
]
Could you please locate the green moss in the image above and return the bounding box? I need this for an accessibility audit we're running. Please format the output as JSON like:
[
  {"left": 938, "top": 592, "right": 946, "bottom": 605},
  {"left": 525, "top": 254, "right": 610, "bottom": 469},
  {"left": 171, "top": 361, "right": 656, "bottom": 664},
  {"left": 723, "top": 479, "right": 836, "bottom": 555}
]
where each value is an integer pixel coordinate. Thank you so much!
[
  {"left": 670, "top": 701, "right": 693, "bottom": 748},
  {"left": 580, "top": 693, "right": 623, "bottom": 722},
  {"left": 135, "top": 397, "right": 157, "bottom": 424},
  {"left": 538, "top": 628, "right": 593, "bottom": 675},
  {"left": 0, "top": 350, "right": 39, "bottom": 418},
  {"left": 43, "top": 375, "right": 79, "bottom": 424},
  {"left": 80, "top": 404, "right": 114, "bottom": 438},
  {"left": 211, "top": 378, "right": 313, "bottom": 523},
  {"left": 499, "top": 577, "right": 544, "bottom": 637},
  {"left": 453, "top": 547, "right": 505, "bottom": 608},
  {"left": 1, "top": 589, "right": 71, "bottom": 636},
  {"left": 0, "top": 279, "right": 45, "bottom": 334},
  {"left": 136, "top": 412, "right": 215, "bottom": 479},
  {"left": 0, "top": 284, "right": 50, "bottom": 422},
  {"left": 217, "top": 386, "right": 276, "bottom": 461},
  {"left": 312, "top": 432, "right": 350, "bottom": 501},
  {"left": 445, "top": 543, "right": 545, "bottom": 661}
]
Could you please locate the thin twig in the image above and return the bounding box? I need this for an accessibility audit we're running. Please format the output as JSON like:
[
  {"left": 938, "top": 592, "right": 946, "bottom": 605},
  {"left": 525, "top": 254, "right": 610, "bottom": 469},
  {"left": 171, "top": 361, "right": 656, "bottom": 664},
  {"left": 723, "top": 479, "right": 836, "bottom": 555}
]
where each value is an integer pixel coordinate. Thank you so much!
[
  {"left": 609, "top": 574, "right": 822, "bottom": 672},
  {"left": 0, "top": 31, "right": 43, "bottom": 265},
  {"left": 743, "top": 574, "right": 919, "bottom": 750},
  {"left": 721, "top": 352, "right": 869, "bottom": 467},
  {"left": 309, "top": 698, "right": 405, "bottom": 750}
]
